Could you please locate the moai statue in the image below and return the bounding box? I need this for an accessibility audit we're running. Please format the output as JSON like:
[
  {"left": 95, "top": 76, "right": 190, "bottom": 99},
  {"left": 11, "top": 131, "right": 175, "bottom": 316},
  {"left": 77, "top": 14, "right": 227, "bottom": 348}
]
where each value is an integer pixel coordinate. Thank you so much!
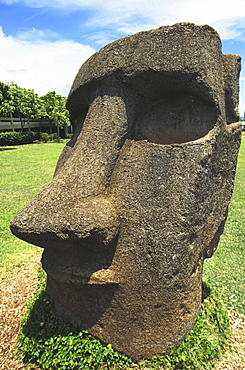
[{"left": 11, "top": 23, "right": 241, "bottom": 360}]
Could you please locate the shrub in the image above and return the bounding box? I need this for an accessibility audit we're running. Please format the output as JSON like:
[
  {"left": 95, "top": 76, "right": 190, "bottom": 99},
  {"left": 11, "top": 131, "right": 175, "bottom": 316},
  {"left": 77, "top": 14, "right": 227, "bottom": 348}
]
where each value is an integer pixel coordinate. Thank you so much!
[
  {"left": 40, "top": 132, "right": 50, "bottom": 142},
  {"left": 0, "top": 131, "right": 38, "bottom": 146},
  {"left": 18, "top": 271, "right": 231, "bottom": 370},
  {"left": 50, "top": 132, "right": 58, "bottom": 141}
]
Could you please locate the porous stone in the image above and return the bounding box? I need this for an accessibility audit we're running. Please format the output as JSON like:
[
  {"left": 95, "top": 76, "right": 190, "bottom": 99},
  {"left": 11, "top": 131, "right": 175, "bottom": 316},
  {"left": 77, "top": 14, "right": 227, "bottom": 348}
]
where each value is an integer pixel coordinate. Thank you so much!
[{"left": 10, "top": 23, "right": 242, "bottom": 360}]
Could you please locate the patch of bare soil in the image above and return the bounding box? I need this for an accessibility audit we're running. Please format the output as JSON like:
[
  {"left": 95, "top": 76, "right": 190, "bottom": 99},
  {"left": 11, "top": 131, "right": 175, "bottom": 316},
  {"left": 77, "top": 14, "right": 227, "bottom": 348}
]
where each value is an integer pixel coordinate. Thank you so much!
[
  {"left": 0, "top": 261, "right": 244, "bottom": 370},
  {"left": 214, "top": 309, "right": 245, "bottom": 370},
  {"left": 0, "top": 259, "right": 40, "bottom": 370}
]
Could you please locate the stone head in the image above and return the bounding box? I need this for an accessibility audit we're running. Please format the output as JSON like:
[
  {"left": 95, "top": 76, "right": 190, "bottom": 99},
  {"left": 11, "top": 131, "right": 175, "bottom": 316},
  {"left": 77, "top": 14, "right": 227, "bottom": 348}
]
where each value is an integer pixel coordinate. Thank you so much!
[{"left": 10, "top": 23, "right": 241, "bottom": 360}]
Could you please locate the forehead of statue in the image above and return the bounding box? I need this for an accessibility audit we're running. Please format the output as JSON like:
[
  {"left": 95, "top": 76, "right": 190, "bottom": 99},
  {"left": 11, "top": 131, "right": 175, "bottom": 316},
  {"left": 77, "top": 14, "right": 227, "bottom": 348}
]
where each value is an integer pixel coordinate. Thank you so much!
[{"left": 66, "top": 23, "right": 223, "bottom": 119}]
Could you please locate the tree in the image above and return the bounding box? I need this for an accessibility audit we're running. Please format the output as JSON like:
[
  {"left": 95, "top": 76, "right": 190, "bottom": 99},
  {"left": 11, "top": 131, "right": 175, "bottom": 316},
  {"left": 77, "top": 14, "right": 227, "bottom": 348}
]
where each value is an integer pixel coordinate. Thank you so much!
[
  {"left": 39, "top": 91, "right": 69, "bottom": 140},
  {"left": 17, "top": 88, "right": 40, "bottom": 131},
  {"left": 8, "top": 83, "right": 24, "bottom": 124},
  {"left": 0, "top": 81, "right": 11, "bottom": 116},
  {"left": 0, "top": 82, "right": 41, "bottom": 131},
  {"left": 0, "top": 81, "right": 16, "bottom": 130},
  {"left": 0, "top": 82, "right": 69, "bottom": 136}
]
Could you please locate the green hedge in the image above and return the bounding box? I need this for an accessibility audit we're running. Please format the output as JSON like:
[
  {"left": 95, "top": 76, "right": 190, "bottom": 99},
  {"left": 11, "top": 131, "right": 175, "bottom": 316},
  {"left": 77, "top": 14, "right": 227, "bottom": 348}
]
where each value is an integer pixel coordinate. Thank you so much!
[{"left": 0, "top": 131, "right": 38, "bottom": 146}]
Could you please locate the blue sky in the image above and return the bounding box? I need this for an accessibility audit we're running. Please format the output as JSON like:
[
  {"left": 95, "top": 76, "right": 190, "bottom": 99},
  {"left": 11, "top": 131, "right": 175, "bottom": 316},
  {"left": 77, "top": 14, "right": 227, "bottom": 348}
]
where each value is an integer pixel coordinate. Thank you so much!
[{"left": 0, "top": 0, "right": 245, "bottom": 116}]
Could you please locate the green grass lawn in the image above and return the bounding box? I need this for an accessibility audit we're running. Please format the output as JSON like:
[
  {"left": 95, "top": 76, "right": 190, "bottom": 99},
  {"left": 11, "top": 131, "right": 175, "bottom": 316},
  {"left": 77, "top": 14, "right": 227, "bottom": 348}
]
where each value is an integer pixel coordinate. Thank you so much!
[
  {"left": 203, "top": 132, "right": 245, "bottom": 314},
  {"left": 0, "top": 141, "right": 66, "bottom": 277},
  {"left": 0, "top": 135, "right": 244, "bottom": 315}
]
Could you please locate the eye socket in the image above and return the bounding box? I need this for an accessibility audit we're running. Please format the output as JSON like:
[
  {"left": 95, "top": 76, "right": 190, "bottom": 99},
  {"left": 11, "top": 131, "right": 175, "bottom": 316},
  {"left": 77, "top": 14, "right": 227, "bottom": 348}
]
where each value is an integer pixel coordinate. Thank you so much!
[
  {"left": 67, "top": 109, "right": 88, "bottom": 148},
  {"left": 54, "top": 110, "right": 88, "bottom": 176},
  {"left": 134, "top": 94, "right": 218, "bottom": 144}
]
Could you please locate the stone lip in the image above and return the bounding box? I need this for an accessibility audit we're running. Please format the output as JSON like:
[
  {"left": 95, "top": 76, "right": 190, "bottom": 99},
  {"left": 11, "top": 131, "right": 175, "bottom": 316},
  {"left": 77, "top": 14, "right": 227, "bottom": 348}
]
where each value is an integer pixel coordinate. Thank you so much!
[
  {"left": 41, "top": 243, "right": 120, "bottom": 285},
  {"left": 42, "top": 262, "right": 119, "bottom": 285}
]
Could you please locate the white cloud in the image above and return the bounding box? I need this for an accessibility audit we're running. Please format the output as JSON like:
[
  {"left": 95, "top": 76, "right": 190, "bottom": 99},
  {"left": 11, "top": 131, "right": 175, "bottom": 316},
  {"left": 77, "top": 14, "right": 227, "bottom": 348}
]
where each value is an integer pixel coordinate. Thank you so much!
[
  {"left": 91, "top": 0, "right": 245, "bottom": 42},
  {"left": 6, "top": 0, "right": 245, "bottom": 40},
  {"left": 0, "top": 27, "right": 95, "bottom": 96},
  {"left": 80, "top": 31, "right": 120, "bottom": 47},
  {"left": 1, "top": 0, "right": 245, "bottom": 41},
  {"left": 16, "top": 28, "right": 60, "bottom": 41}
]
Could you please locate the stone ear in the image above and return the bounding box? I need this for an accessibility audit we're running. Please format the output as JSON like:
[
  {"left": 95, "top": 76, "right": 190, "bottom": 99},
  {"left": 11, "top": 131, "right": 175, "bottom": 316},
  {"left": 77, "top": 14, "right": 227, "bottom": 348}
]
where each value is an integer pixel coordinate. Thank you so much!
[{"left": 223, "top": 54, "right": 241, "bottom": 124}]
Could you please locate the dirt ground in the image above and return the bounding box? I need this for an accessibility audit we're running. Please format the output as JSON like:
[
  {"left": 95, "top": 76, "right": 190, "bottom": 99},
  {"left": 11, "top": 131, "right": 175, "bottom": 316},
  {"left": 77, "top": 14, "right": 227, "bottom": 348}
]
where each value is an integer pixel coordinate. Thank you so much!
[{"left": 0, "top": 260, "right": 244, "bottom": 370}]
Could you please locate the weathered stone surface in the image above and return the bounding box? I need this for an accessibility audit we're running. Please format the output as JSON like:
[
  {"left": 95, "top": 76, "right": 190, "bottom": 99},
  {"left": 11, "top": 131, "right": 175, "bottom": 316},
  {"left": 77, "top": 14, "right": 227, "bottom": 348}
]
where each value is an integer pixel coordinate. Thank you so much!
[{"left": 10, "top": 23, "right": 241, "bottom": 360}]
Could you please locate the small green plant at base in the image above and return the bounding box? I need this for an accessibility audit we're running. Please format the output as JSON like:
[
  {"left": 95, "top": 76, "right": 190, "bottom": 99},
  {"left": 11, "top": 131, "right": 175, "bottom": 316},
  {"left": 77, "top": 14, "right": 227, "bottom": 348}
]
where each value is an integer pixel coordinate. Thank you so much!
[{"left": 18, "top": 269, "right": 231, "bottom": 370}]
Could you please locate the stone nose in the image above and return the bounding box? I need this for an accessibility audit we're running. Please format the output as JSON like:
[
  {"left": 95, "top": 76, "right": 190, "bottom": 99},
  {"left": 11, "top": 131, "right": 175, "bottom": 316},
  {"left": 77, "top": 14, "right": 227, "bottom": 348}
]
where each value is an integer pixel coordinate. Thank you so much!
[
  {"left": 10, "top": 93, "right": 128, "bottom": 251},
  {"left": 10, "top": 192, "right": 120, "bottom": 251}
]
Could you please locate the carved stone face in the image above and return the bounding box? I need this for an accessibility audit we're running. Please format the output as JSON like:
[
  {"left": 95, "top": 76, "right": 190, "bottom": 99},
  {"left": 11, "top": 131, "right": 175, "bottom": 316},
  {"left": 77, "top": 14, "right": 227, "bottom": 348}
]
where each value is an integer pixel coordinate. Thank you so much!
[{"left": 10, "top": 23, "right": 241, "bottom": 360}]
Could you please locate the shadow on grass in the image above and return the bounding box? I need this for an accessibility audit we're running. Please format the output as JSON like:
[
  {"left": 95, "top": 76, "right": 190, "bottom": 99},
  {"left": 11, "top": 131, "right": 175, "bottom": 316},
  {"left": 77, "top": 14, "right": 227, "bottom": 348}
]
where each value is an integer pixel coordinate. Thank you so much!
[
  {"left": 202, "top": 281, "right": 211, "bottom": 300},
  {"left": 22, "top": 281, "right": 213, "bottom": 342},
  {"left": 21, "top": 289, "right": 81, "bottom": 340},
  {"left": 0, "top": 147, "right": 18, "bottom": 151},
  {"left": 19, "top": 280, "right": 231, "bottom": 370}
]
